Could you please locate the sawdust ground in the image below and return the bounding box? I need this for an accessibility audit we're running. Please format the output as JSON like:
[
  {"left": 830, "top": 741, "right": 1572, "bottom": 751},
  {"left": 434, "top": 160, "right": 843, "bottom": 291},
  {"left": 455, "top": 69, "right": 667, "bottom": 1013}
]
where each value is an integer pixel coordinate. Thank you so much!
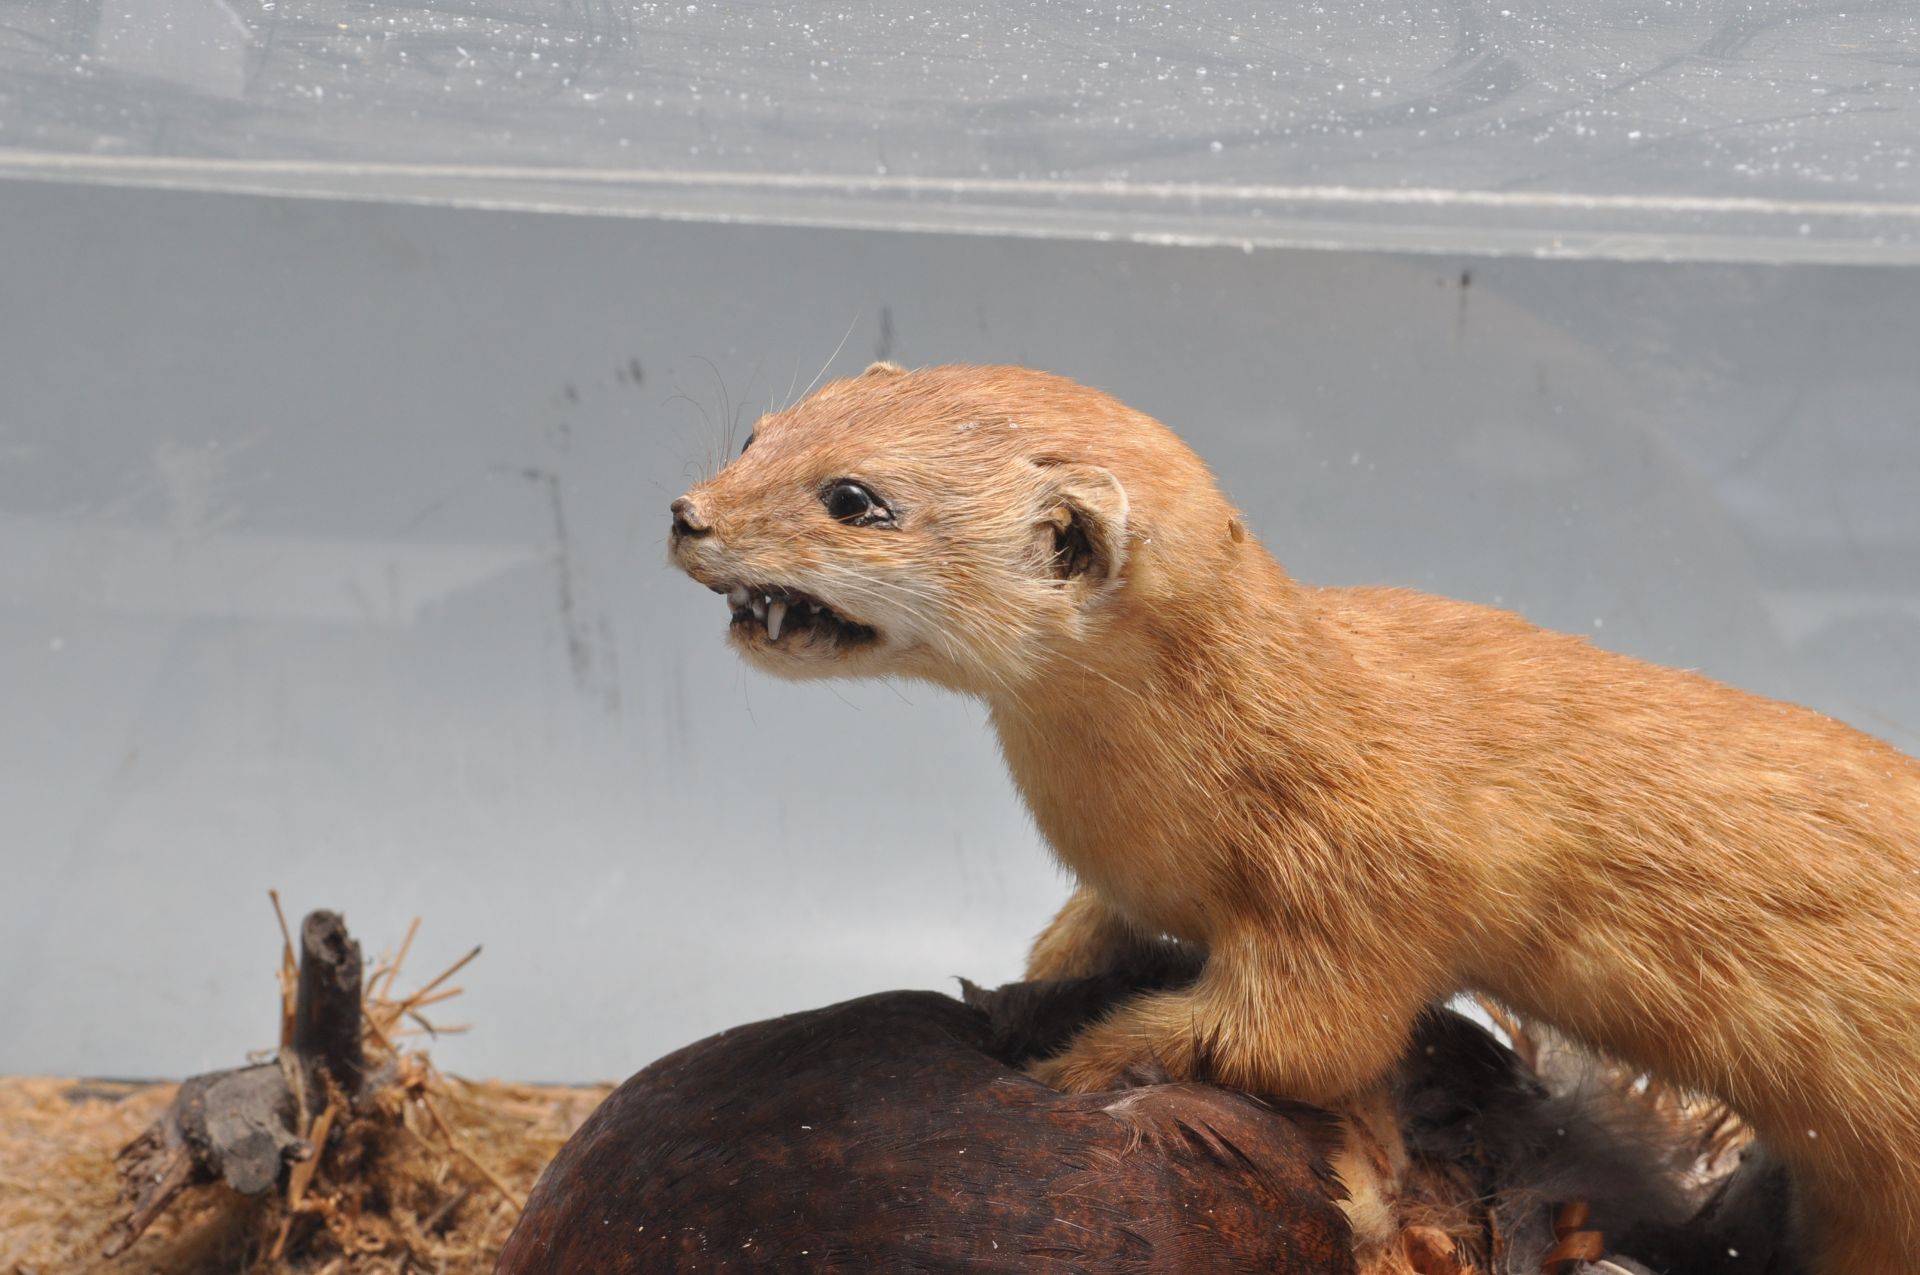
[{"left": 0, "top": 1073, "right": 606, "bottom": 1274}]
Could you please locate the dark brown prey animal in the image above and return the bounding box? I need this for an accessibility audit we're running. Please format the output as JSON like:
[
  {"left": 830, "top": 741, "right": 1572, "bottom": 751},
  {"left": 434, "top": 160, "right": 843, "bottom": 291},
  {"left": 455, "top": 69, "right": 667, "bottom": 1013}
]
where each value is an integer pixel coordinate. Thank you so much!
[
  {"left": 497, "top": 947, "right": 1808, "bottom": 1274},
  {"left": 495, "top": 955, "right": 1353, "bottom": 1274}
]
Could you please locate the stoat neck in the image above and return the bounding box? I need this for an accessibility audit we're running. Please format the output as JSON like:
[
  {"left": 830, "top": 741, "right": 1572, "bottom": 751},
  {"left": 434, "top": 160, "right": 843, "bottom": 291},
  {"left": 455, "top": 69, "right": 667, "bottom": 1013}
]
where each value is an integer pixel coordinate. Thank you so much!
[
  {"left": 990, "top": 551, "right": 1357, "bottom": 745},
  {"left": 983, "top": 551, "right": 1383, "bottom": 939}
]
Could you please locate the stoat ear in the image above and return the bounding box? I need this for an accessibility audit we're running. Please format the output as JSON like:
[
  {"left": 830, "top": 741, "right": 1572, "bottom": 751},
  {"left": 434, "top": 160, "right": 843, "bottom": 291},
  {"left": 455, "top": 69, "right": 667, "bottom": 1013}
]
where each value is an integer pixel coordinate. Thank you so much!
[
  {"left": 1034, "top": 462, "right": 1129, "bottom": 585},
  {"left": 863, "top": 360, "right": 906, "bottom": 378}
]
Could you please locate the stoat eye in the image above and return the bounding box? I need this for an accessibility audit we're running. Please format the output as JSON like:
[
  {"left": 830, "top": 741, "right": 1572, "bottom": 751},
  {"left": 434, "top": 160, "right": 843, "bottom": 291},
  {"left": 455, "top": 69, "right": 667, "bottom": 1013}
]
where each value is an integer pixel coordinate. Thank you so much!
[{"left": 822, "top": 479, "right": 893, "bottom": 527}]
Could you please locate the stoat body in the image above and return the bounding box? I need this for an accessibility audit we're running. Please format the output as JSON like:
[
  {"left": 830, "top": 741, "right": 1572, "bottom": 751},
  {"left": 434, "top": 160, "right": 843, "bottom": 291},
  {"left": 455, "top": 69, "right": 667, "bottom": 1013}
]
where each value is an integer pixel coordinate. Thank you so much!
[{"left": 670, "top": 363, "right": 1920, "bottom": 1273}]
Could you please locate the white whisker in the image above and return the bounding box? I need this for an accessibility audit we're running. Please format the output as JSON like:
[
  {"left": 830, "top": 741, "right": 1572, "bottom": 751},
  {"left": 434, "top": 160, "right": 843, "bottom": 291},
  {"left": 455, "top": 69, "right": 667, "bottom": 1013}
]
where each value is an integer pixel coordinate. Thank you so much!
[{"left": 799, "top": 311, "right": 861, "bottom": 405}]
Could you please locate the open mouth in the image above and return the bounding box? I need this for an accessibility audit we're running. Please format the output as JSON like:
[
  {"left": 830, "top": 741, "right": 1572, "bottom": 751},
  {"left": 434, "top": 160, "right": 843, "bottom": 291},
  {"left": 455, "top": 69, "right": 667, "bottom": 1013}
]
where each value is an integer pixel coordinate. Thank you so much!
[{"left": 720, "top": 584, "right": 878, "bottom": 649}]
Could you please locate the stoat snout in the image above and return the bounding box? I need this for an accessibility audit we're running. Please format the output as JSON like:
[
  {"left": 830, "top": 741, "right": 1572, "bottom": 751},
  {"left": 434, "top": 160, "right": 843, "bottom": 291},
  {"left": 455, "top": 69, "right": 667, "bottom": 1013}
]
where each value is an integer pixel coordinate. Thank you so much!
[{"left": 673, "top": 506, "right": 888, "bottom": 664}]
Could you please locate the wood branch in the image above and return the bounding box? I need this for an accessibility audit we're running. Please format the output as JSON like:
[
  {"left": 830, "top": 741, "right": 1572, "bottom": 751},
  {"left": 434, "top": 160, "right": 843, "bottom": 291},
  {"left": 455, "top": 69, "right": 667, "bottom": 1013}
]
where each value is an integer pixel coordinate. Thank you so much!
[
  {"left": 102, "top": 1065, "right": 307, "bottom": 1256},
  {"left": 105, "top": 908, "right": 365, "bottom": 1258},
  {"left": 102, "top": 1122, "right": 196, "bottom": 1257},
  {"left": 293, "top": 910, "right": 365, "bottom": 1104}
]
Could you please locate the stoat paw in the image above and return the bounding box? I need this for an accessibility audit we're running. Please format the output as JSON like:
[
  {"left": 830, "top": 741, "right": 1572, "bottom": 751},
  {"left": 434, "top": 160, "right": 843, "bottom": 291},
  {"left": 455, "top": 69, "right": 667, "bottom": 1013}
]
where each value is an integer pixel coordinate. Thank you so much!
[
  {"left": 1027, "top": 1051, "right": 1120, "bottom": 1093},
  {"left": 1028, "top": 1043, "right": 1175, "bottom": 1094}
]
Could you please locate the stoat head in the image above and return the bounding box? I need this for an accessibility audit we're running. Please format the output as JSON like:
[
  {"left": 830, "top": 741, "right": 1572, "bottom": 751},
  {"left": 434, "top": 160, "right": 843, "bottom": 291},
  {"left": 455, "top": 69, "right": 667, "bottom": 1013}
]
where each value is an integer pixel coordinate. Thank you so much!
[{"left": 668, "top": 363, "right": 1237, "bottom": 696}]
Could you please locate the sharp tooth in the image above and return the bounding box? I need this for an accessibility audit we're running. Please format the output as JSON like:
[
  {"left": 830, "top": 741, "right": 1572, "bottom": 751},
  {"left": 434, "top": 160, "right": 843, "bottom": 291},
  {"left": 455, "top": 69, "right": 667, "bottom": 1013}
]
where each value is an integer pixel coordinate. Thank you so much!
[
  {"left": 728, "top": 586, "right": 749, "bottom": 609},
  {"left": 751, "top": 595, "right": 767, "bottom": 621},
  {"left": 767, "top": 600, "right": 788, "bottom": 641}
]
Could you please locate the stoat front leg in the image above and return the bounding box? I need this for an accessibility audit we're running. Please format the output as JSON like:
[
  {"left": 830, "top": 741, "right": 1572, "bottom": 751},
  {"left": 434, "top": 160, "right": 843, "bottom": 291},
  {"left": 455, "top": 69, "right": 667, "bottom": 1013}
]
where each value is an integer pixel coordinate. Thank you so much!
[
  {"left": 1026, "top": 928, "right": 1422, "bottom": 1104},
  {"left": 1023, "top": 884, "right": 1138, "bottom": 982},
  {"left": 1028, "top": 929, "right": 1421, "bottom": 1261}
]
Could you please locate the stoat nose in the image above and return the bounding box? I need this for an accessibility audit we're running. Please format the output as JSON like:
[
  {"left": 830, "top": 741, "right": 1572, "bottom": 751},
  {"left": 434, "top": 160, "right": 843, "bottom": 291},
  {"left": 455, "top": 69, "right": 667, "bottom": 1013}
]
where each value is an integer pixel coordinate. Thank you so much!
[{"left": 670, "top": 495, "right": 712, "bottom": 540}]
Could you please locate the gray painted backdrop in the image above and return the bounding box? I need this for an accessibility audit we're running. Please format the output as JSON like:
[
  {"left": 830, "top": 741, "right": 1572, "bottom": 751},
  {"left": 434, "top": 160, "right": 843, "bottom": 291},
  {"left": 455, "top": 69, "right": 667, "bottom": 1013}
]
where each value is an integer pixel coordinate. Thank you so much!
[{"left": 3, "top": 178, "right": 1917, "bottom": 1081}]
